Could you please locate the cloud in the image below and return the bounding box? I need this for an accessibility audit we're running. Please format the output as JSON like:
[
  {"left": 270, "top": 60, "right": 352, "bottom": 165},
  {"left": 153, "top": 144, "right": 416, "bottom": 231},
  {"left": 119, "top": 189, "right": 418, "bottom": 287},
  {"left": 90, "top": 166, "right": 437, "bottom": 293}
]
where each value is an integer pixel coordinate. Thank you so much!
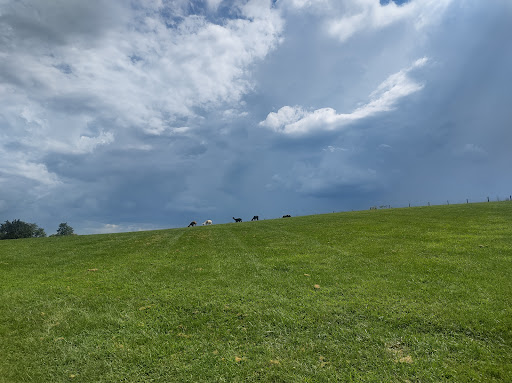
[
  {"left": 455, "top": 144, "right": 488, "bottom": 158},
  {"left": 265, "top": 153, "right": 380, "bottom": 198},
  {"left": 0, "top": 0, "right": 284, "bottom": 183},
  {"left": 0, "top": 148, "right": 60, "bottom": 187},
  {"left": 258, "top": 105, "right": 308, "bottom": 131},
  {"left": 165, "top": 194, "right": 217, "bottom": 213},
  {"left": 296, "top": 166, "right": 379, "bottom": 196},
  {"left": 283, "top": 0, "right": 454, "bottom": 42},
  {"left": 323, "top": 146, "right": 347, "bottom": 153},
  {"left": 1, "top": 0, "right": 511, "bottom": 235},
  {"left": 206, "top": 0, "right": 223, "bottom": 11},
  {"left": 260, "top": 57, "right": 427, "bottom": 135},
  {"left": 83, "top": 222, "right": 165, "bottom": 235},
  {"left": 3, "top": 0, "right": 284, "bottom": 115},
  {"left": 76, "top": 132, "right": 115, "bottom": 154},
  {"left": 281, "top": 0, "right": 330, "bottom": 11}
]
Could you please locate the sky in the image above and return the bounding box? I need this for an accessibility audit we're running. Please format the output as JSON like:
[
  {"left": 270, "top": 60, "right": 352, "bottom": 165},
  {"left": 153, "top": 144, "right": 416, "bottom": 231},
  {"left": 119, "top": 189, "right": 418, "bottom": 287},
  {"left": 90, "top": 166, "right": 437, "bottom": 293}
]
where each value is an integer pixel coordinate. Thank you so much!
[{"left": 1, "top": 0, "right": 511, "bottom": 235}]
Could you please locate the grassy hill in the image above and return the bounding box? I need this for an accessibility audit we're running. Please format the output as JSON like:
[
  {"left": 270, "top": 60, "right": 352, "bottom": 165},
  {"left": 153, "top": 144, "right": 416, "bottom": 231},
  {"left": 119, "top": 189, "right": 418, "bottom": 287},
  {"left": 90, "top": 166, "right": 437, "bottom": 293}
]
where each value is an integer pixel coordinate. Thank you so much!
[{"left": 1, "top": 203, "right": 511, "bottom": 382}]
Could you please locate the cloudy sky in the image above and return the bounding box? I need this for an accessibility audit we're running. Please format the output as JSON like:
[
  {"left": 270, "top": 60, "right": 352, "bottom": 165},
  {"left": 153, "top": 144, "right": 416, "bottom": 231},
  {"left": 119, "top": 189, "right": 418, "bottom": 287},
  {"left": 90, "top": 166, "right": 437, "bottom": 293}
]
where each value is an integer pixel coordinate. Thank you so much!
[{"left": 1, "top": 0, "right": 511, "bottom": 234}]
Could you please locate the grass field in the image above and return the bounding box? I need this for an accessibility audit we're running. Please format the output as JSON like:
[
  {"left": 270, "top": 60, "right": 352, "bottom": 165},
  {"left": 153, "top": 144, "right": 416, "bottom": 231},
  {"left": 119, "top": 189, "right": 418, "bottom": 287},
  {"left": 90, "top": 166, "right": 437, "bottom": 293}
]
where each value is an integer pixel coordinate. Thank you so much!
[{"left": 1, "top": 202, "right": 511, "bottom": 382}]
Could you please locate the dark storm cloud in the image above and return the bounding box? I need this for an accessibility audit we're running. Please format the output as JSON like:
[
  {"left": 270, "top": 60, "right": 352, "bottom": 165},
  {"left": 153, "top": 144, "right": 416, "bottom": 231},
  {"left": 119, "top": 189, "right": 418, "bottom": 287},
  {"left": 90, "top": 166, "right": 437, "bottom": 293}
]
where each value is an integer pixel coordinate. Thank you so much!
[
  {"left": 373, "top": 0, "right": 512, "bottom": 205},
  {"left": 254, "top": 0, "right": 512, "bottom": 209}
]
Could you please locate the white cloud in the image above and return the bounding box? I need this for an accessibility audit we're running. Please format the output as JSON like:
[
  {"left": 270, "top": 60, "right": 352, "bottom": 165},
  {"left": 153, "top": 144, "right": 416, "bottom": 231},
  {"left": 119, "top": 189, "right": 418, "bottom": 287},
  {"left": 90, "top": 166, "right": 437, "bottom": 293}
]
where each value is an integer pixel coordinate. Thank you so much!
[
  {"left": 323, "top": 146, "right": 347, "bottom": 152},
  {"left": 258, "top": 105, "right": 308, "bottom": 130},
  {"left": 222, "top": 109, "right": 249, "bottom": 120},
  {"left": 84, "top": 222, "right": 165, "bottom": 234},
  {"left": 283, "top": 0, "right": 454, "bottom": 42},
  {"left": 206, "top": 0, "right": 223, "bottom": 11},
  {"left": 0, "top": 0, "right": 284, "bottom": 184},
  {"left": 77, "top": 131, "right": 115, "bottom": 153},
  {"left": 0, "top": 148, "right": 61, "bottom": 186},
  {"left": 260, "top": 57, "right": 428, "bottom": 135},
  {"left": 282, "top": 0, "right": 330, "bottom": 10},
  {"left": 3, "top": 0, "right": 284, "bottom": 120},
  {"left": 328, "top": 0, "right": 417, "bottom": 42},
  {"left": 456, "top": 144, "right": 488, "bottom": 157}
]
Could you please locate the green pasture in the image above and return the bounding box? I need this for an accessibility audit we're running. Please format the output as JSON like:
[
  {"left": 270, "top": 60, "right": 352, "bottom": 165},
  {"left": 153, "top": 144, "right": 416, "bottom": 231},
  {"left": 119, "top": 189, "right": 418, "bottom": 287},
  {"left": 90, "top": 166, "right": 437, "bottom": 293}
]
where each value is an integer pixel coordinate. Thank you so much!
[{"left": 1, "top": 202, "right": 511, "bottom": 382}]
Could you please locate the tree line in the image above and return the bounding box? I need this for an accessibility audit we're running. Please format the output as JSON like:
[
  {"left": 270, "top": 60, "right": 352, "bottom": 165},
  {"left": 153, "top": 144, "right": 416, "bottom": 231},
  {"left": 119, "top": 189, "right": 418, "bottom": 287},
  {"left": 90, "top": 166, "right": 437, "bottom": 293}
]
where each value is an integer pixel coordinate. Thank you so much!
[{"left": 0, "top": 220, "right": 74, "bottom": 240}]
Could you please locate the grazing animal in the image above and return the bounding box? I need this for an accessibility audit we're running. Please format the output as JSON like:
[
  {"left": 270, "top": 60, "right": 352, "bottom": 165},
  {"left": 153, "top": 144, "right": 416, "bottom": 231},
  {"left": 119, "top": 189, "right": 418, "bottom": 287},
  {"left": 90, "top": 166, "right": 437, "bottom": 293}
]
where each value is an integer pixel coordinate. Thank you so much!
[
  {"left": 251, "top": 216, "right": 259, "bottom": 221},
  {"left": 233, "top": 217, "right": 242, "bottom": 223},
  {"left": 203, "top": 220, "right": 212, "bottom": 225},
  {"left": 282, "top": 214, "right": 291, "bottom": 218},
  {"left": 188, "top": 221, "right": 197, "bottom": 227}
]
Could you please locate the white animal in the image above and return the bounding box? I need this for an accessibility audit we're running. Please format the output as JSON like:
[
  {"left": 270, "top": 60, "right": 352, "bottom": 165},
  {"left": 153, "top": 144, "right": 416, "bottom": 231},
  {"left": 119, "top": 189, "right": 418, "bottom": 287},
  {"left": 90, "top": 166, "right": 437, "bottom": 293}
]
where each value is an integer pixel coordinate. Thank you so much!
[{"left": 203, "top": 220, "right": 212, "bottom": 225}]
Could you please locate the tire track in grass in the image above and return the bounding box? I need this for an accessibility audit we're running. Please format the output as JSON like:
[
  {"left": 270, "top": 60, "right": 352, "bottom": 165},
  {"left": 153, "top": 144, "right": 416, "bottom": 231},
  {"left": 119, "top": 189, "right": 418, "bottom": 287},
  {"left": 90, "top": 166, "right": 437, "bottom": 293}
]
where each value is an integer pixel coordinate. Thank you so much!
[{"left": 208, "top": 224, "right": 267, "bottom": 281}]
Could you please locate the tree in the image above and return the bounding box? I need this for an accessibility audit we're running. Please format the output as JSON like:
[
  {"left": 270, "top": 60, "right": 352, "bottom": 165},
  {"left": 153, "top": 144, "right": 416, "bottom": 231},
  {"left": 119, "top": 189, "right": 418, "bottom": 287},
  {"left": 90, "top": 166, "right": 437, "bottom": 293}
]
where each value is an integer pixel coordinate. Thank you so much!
[
  {"left": 31, "top": 224, "right": 47, "bottom": 238},
  {"left": 0, "top": 219, "right": 46, "bottom": 240},
  {"left": 55, "top": 222, "right": 74, "bottom": 236}
]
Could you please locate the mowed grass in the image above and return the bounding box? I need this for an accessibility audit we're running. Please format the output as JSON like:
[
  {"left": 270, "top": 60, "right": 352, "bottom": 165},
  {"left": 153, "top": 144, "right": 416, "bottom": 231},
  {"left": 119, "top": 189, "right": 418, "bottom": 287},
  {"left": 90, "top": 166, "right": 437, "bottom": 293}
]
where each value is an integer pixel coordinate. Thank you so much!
[{"left": 1, "top": 203, "right": 511, "bottom": 382}]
